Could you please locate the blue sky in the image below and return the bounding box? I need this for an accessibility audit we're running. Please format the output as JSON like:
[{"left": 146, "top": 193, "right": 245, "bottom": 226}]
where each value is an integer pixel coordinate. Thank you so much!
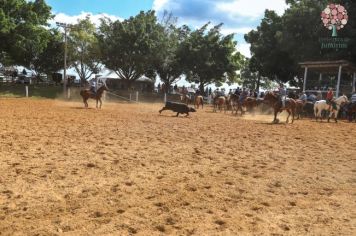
[
  {"left": 47, "top": 0, "right": 153, "bottom": 19},
  {"left": 48, "top": 0, "right": 288, "bottom": 57}
]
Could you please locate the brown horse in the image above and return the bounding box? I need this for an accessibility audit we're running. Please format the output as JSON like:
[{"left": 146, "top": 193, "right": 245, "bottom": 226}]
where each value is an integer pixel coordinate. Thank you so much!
[
  {"left": 295, "top": 99, "right": 305, "bottom": 119},
  {"left": 194, "top": 95, "right": 204, "bottom": 109},
  {"left": 263, "top": 92, "right": 296, "bottom": 124},
  {"left": 243, "top": 97, "right": 260, "bottom": 114},
  {"left": 80, "top": 85, "right": 108, "bottom": 109},
  {"left": 229, "top": 94, "right": 240, "bottom": 115},
  {"left": 346, "top": 102, "right": 356, "bottom": 122},
  {"left": 213, "top": 96, "right": 226, "bottom": 113}
]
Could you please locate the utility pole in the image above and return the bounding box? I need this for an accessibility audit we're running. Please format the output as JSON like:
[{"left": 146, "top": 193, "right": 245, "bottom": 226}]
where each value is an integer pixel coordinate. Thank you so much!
[{"left": 56, "top": 22, "right": 72, "bottom": 99}]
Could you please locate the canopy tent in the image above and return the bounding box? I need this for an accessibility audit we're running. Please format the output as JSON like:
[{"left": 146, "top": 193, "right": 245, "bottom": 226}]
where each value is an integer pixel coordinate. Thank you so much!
[
  {"left": 97, "top": 71, "right": 153, "bottom": 83},
  {"left": 299, "top": 60, "right": 356, "bottom": 96},
  {"left": 96, "top": 70, "right": 154, "bottom": 91}
]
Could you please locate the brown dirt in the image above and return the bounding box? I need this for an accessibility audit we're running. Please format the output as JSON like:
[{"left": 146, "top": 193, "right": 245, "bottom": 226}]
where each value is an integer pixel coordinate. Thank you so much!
[{"left": 0, "top": 98, "right": 355, "bottom": 235}]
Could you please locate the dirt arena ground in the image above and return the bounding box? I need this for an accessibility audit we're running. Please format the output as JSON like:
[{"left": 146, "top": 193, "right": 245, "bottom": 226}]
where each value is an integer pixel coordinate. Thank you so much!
[{"left": 0, "top": 98, "right": 355, "bottom": 235}]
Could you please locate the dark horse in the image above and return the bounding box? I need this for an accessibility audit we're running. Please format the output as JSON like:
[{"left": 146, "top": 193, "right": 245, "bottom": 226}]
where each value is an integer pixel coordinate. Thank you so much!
[
  {"left": 346, "top": 102, "right": 356, "bottom": 122},
  {"left": 263, "top": 91, "right": 296, "bottom": 124},
  {"left": 80, "top": 85, "right": 108, "bottom": 109}
]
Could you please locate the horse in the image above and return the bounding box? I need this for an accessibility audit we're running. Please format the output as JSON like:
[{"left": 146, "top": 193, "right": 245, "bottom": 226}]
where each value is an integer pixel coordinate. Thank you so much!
[
  {"left": 295, "top": 99, "right": 305, "bottom": 119},
  {"left": 314, "top": 95, "right": 349, "bottom": 122},
  {"left": 263, "top": 91, "right": 296, "bottom": 124},
  {"left": 346, "top": 102, "right": 356, "bottom": 122},
  {"left": 229, "top": 94, "right": 240, "bottom": 115},
  {"left": 180, "top": 94, "right": 192, "bottom": 105},
  {"left": 80, "top": 85, "right": 108, "bottom": 109},
  {"left": 243, "top": 97, "right": 261, "bottom": 114},
  {"left": 194, "top": 95, "right": 204, "bottom": 109},
  {"left": 213, "top": 96, "right": 226, "bottom": 113}
]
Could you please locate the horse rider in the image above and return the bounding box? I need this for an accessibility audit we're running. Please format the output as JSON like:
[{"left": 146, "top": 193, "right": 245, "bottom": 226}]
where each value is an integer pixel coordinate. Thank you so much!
[
  {"left": 326, "top": 88, "right": 337, "bottom": 110},
  {"left": 351, "top": 91, "right": 356, "bottom": 104},
  {"left": 90, "top": 79, "right": 97, "bottom": 95},
  {"left": 234, "top": 87, "right": 241, "bottom": 96},
  {"left": 239, "top": 88, "right": 247, "bottom": 105},
  {"left": 299, "top": 92, "right": 308, "bottom": 103},
  {"left": 278, "top": 84, "right": 287, "bottom": 108}
]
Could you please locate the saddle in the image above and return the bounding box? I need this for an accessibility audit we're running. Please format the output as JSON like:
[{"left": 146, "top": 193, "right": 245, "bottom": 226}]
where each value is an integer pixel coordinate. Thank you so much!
[{"left": 327, "top": 99, "right": 337, "bottom": 110}]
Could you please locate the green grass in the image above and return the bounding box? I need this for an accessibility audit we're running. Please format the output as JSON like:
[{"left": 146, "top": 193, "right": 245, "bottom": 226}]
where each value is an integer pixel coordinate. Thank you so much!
[{"left": 0, "top": 84, "right": 63, "bottom": 99}]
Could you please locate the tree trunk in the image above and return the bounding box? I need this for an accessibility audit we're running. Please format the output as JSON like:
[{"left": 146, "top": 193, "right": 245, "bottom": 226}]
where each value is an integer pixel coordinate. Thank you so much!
[
  {"left": 126, "top": 79, "right": 133, "bottom": 91},
  {"left": 256, "top": 73, "right": 261, "bottom": 93},
  {"left": 163, "top": 81, "right": 170, "bottom": 94}
]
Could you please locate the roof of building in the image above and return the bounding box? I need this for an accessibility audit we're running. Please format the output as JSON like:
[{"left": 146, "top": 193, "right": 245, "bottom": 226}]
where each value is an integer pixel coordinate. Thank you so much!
[{"left": 299, "top": 60, "right": 356, "bottom": 73}]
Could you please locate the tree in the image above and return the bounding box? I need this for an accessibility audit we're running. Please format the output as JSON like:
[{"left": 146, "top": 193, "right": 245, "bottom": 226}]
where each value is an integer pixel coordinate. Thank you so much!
[
  {"left": 69, "top": 16, "right": 103, "bottom": 86},
  {"left": 240, "top": 58, "right": 273, "bottom": 91},
  {"left": 177, "top": 23, "right": 243, "bottom": 93},
  {"left": 245, "top": 10, "right": 295, "bottom": 84},
  {"left": 31, "top": 29, "right": 64, "bottom": 82},
  {"left": 245, "top": 0, "right": 356, "bottom": 86},
  {"left": 0, "top": 0, "right": 52, "bottom": 65},
  {"left": 153, "top": 11, "right": 185, "bottom": 93},
  {"left": 97, "top": 11, "right": 163, "bottom": 89}
]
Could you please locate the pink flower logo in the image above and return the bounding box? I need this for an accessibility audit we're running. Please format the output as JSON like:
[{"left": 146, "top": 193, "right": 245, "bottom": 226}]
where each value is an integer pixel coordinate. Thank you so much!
[{"left": 321, "top": 3, "right": 348, "bottom": 31}]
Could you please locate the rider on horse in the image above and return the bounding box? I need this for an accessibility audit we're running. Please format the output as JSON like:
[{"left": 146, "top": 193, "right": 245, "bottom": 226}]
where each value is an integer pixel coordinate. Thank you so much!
[
  {"left": 90, "top": 79, "right": 97, "bottom": 95},
  {"left": 350, "top": 91, "right": 356, "bottom": 103},
  {"left": 278, "top": 84, "right": 287, "bottom": 108},
  {"left": 326, "top": 88, "right": 337, "bottom": 110}
]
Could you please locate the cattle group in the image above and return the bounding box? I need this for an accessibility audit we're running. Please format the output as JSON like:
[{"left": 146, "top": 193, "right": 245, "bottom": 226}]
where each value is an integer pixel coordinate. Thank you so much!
[{"left": 161, "top": 91, "right": 356, "bottom": 123}]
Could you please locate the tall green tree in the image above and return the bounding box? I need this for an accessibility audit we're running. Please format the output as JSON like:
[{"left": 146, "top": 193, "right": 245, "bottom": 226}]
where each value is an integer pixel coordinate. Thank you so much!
[
  {"left": 153, "top": 11, "right": 185, "bottom": 93},
  {"left": 97, "top": 11, "right": 162, "bottom": 89},
  {"left": 31, "top": 29, "right": 64, "bottom": 82},
  {"left": 0, "top": 0, "right": 52, "bottom": 65},
  {"left": 177, "top": 23, "right": 243, "bottom": 92},
  {"left": 69, "top": 16, "right": 103, "bottom": 85},
  {"left": 240, "top": 58, "right": 273, "bottom": 90},
  {"left": 246, "top": 0, "right": 356, "bottom": 86},
  {"left": 245, "top": 10, "right": 295, "bottom": 84}
]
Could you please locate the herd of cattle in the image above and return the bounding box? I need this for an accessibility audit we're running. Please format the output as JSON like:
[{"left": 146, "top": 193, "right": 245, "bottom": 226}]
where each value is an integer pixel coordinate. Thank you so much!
[{"left": 159, "top": 92, "right": 356, "bottom": 122}]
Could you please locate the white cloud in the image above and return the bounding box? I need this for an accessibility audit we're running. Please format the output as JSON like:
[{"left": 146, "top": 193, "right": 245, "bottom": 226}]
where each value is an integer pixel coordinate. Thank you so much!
[
  {"left": 236, "top": 43, "right": 251, "bottom": 58},
  {"left": 220, "top": 26, "right": 253, "bottom": 35},
  {"left": 49, "top": 12, "right": 123, "bottom": 27},
  {"left": 153, "top": 0, "right": 169, "bottom": 11},
  {"left": 216, "top": 0, "right": 287, "bottom": 18}
]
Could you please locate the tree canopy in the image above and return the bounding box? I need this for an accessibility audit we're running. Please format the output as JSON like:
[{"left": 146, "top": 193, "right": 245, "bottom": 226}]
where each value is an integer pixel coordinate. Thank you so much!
[
  {"left": 69, "top": 16, "right": 103, "bottom": 85},
  {"left": 245, "top": 0, "right": 356, "bottom": 87},
  {"left": 177, "top": 23, "right": 244, "bottom": 92},
  {"left": 97, "top": 11, "right": 163, "bottom": 88},
  {"left": 0, "top": 0, "right": 53, "bottom": 65}
]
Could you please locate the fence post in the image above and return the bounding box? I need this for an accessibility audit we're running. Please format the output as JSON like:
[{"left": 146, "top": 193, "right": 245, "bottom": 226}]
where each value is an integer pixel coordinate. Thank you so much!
[
  {"left": 129, "top": 93, "right": 132, "bottom": 101},
  {"left": 164, "top": 93, "right": 167, "bottom": 103},
  {"left": 67, "top": 87, "right": 71, "bottom": 99},
  {"left": 25, "top": 85, "right": 28, "bottom": 97},
  {"left": 136, "top": 91, "right": 138, "bottom": 102}
]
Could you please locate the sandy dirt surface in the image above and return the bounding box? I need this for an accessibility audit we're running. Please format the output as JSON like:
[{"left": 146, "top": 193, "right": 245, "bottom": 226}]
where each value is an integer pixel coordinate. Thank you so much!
[{"left": 0, "top": 98, "right": 355, "bottom": 235}]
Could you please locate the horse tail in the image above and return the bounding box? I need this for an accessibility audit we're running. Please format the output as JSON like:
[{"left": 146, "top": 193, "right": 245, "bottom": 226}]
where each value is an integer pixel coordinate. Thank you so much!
[
  {"left": 200, "top": 97, "right": 204, "bottom": 108},
  {"left": 80, "top": 90, "right": 85, "bottom": 97}
]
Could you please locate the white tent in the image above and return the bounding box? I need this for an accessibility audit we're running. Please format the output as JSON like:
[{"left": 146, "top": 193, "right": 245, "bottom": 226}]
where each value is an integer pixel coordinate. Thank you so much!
[{"left": 97, "top": 70, "right": 153, "bottom": 83}]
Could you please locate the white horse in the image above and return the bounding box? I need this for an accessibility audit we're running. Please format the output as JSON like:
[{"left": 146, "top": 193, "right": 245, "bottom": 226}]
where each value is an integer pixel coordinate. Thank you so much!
[{"left": 314, "top": 95, "right": 349, "bottom": 122}]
